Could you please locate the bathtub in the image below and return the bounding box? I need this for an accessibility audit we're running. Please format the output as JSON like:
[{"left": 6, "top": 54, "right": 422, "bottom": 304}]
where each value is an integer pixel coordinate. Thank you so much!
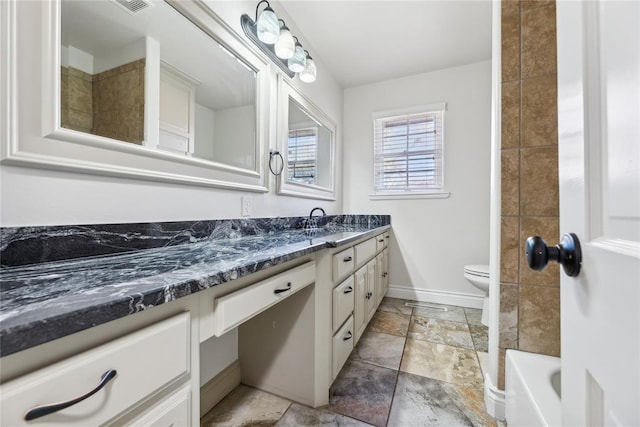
[{"left": 505, "top": 350, "right": 561, "bottom": 426}]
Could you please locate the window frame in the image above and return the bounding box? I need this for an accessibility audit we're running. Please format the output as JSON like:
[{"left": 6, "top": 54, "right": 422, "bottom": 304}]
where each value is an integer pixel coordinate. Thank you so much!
[
  {"left": 287, "top": 126, "right": 319, "bottom": 185},
  {"left": 370, "top": 103, "right": 450, "bottom": 200}
]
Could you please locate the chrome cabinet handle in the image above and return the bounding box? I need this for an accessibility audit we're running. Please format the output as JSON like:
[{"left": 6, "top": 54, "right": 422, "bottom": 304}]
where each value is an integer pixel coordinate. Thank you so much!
[
  {"left": 24, "top": 369, "right": 117, "bottom": 421},
  {"left": 343, "top": 331, "right": 353, "bottom": 341},
  {"left": 274, "top": 282, "right": 292, "bottom": 294},
  {"left": 343, "top": 256, "right": 353, "bottom": 262},
  {"left": 343, "top": 286, "right": 353, "bottom": 294}
]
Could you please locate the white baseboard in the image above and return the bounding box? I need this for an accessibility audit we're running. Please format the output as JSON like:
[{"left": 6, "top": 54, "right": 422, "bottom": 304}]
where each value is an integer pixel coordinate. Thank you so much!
[
  {"left": 386, "top": 285, "right": 484, "bottom": 309},
  {"left": 483, "top": 372, "right": 505, "bottom": 420},
  {"left": 200, "top": 359, "right": 241, "bottom": 418}
]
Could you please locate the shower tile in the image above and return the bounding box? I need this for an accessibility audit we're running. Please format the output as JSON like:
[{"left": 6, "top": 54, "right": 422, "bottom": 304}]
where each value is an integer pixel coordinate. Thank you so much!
[
  {"left": 329, "top": 360, "right": 397, "bottom": 427},
  {"left": 520, "top": 147, "right": 559, "bottom": 216},
  {"left": 369, "top": 310, "right": 410, "bottom": 337},
  {"left": 499, "top": 283, "right": 519, "bottom": 349},
  {"left": 522, "top": 4, "right": 557, "bottom": 78},
  {"left": 500, "top": 216, "right": 519, "bottom": 284},
  {"left": 408, "top": 316, "right": 474, "bottom": 349},
  {"left": 521, "top": 0, "right": 554, "bottom": 9},
  {"left": 519, "top": 285, "right": 560, "bottom": 356},
  {"left": 441, "top": 382, "right": 497, "bottom": 427},
  {"left": 464, "top": 308, "right": 483, "bottom": 326},
  {"left": 519, "top": 216, "right": 560, "bottom": 286},
  {"left": 276, "top": 403, "right": 372, "bottom": 426},
  {"left": 502, "top": 0, "right": 520, "bottom": 17},
  {"left": 498, "top": 348, "right": 507, "bottom": 390},
  {"left": 378, "top": 296, "right": 414, "bottom": 315},
  {"left": 400, "top": 339, "right": 484, "bottom": 388},
  {"left": 412, "top": 303, "right": 467, "bottom": 323},
  {"left": 501, "top": 148, "right": 520, "bottom": 215},
  {"left": 469, "top": 324, "right": 489, "bottom": 352},
  {"left": 522, "top": 75, "right": 557, "bottom": 147},
  {"left": 501, "top": 82, "right": 520, "bottom": 150},
  {"left": 351, "top": 329, "right": 406, "bottom": 370},
  {"left": 200, "top": 384, "right": 291, "bottom": 427},
  {"left": 501, "top": 13, "right": 520, "bottom": 82},
  {"left": 388, "top": 373, "right": 473, "bottom": 426}
]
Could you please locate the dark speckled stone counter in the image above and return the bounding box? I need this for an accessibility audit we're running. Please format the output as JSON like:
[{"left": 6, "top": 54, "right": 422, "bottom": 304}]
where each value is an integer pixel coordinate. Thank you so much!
[{"left": 0, "top": 215, "right": 390, "bottom": 357}]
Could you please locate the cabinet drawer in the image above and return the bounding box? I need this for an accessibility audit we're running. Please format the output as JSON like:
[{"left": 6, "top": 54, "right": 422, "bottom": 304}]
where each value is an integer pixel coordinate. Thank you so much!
[
  {"left": 0, "top": 313, "right": 190, "bottom": 426},
  {"left": 375, "top": 233, "right": 387, "bottom": 252},
  {"left": 354, "top": 238, "right": 376, "bottom": 267},
  {"left": 333, "top": 276, "right": 355, "bottom": 333},
  {"left": 332, "top": 247, "right": 355, "bottom": 282},
  {"left": 128, "top": 385, "right": 191, "bottom": 427},
  {"left": 332, "top": 315, "right": 355, "bottom": 379},
  {"left": 213, "top": 261, "right": 315, "bottom": 337}
]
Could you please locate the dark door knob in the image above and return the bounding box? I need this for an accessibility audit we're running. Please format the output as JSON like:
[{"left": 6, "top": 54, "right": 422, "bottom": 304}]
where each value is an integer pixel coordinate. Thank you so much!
[{"left": 525, "top": 233, "right": 582, "bottom": 277}]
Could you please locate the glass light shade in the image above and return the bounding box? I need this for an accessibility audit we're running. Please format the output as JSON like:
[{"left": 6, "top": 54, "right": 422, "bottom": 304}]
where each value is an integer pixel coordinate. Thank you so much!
[
  {"left": 299, "top": 57, "right": 317, "bottom": 82},
  {"left": 256, "top": 7, "right": 279, "bottom": 44},
  {"left": 287, "top": 44, "right": 306, "bottom": 73},
  {"left": 274, "top": 28, "right": 295, "bottom": 59}
]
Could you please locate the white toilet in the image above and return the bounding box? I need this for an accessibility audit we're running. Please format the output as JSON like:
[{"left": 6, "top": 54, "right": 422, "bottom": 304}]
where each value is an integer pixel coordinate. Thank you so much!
[{"left": 463, "top": 264, "right": 490, "bottom": 326}]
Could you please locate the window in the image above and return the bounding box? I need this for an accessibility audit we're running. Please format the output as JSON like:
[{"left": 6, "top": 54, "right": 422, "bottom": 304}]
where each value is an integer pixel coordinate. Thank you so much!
[
  {"left": 372, "top": 104, "right": 446, "bottom": 197},
  {"left": 287, "top": 127, "right": 318, "bottom": 184}
]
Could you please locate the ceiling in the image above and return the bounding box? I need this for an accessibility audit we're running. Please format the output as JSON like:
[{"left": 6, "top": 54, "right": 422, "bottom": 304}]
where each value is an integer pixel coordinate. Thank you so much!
[{"left": 278, "top": 1, "right": 493, "bottom": 88}]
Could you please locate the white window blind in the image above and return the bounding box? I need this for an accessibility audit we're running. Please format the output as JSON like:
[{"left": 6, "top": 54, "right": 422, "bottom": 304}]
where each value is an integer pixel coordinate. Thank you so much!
[
  {"left": 287, "top": 127, "right": 318, "bottom": 184},
  {"left": 373, "top": 106, "right": 445, "bottom": 194}
]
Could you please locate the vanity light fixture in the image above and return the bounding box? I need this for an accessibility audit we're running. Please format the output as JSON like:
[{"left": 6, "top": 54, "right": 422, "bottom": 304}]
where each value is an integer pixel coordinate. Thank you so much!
[
  {"left": 241, "top": 2, "right": 317, "bottom": 82},
  {"left": 274, "top": 20, "right": 295, "bottom": 59},
  {"left": 255, "top": 0, "right": 279, "bottom": 44},
  {"left": 299, "top": 50, "right": 317, "bottom": 83}
]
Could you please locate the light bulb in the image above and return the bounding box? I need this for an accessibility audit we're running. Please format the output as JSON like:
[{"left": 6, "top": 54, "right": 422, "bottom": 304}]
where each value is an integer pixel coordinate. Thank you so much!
[
  {"left": 274, "top": 26, "right": 295, "bottom": 59},
  {"left": 299, "top": 56, "right": 316, "bottom": 82},
  {"left": 287, "top": 43, "right": 306, "bottom": 73},
  {"left": 256, "top": 6, "right": 279, "bottom": 44}
]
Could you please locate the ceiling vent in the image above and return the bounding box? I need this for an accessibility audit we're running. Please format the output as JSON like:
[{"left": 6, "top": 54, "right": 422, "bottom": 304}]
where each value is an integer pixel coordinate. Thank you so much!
[{"left": 111, "top": 0, "right": 152, "bottom": 15}]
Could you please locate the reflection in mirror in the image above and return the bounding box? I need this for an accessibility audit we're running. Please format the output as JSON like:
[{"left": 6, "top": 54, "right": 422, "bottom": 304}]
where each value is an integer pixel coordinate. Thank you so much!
[
  {"left": 60, "top": 0, "right": 257, "bottom": 170},
  {"left": 287, "top": 99, "right": 332, "bottom": 188}
]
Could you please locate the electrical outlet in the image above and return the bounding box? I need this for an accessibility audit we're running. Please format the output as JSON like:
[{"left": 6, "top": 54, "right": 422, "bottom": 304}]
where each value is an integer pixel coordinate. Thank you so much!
[{"left": 241, "top": 196, "right": 252, "bottom": 217}]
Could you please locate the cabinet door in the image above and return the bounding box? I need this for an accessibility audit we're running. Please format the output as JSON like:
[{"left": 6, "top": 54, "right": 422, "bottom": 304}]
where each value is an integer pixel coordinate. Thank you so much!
[
  {"left": 354, "top": 267, "right": 367, "bottom": 343},
  {"left": 366, "top": 260, "right": 376, "bottom": 322},
  {"left": 375, "top": 253, "right": 384, "bottom": 306},
  {"left": 382, "top": 248, "right": 389, "bottom": 294}
]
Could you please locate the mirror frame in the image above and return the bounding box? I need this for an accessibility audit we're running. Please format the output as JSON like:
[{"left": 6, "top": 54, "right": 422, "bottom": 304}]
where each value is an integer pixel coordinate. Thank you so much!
[
  {"left": 1, "top": 0, "right": 270, "bottom": 192},
  {"left": 276, "top": 75, "right": 336, "bottom": 201}
]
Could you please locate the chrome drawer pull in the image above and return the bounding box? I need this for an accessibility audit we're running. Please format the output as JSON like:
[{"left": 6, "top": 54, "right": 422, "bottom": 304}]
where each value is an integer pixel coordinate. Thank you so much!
[
  {"left": 343, "top": 286, "right": 353, "bottom": 294},
  {"left": 274, "top": 282, "right": 292, "bottom": 294},
  {"left": 343, "top": 256, "right": 353, "bottom": 262},
  {"left": 24, "top": 369, "right": 117, "bottom": 421},
  {"left": 343, "top": 331, "right": 353, "bottom": 341}
]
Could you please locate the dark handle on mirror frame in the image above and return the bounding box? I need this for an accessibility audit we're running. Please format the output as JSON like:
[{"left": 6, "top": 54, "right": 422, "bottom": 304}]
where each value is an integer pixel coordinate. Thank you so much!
[
  {"left": 24, "top": 369, "right": 117, "bottom": 421},
  {"left": 343, "top": 331, "right": 353, "bottom": 341},
  {"left": 525, "top": 233, "right": 582, "bottom": 277},
  {"left": 343, "top": 286, "right": 353, "bottom": 294},
  {"left": 268, "top": 150, "right": 284, "bottom": 176},
  {"left": 274, "top": 282, "right": 292, "bottom": 294},
  {"left": 343, "top": 256, "right": 353, "bottom": 262}
]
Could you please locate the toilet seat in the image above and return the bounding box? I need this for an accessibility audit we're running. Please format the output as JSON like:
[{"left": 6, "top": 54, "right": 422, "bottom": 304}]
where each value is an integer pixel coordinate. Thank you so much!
[{"left": 463, "top": 264, "right": 489, "bottom": 278}]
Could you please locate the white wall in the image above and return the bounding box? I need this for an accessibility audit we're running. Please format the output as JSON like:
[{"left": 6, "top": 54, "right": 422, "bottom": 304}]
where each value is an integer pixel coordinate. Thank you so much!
[
  {"left": 343, "top": 61, "right": 492, "bottom": 305},
  {"left": 213, "top": 105, "right": 255, "bottom": 170},
  {"left": 0, "top": 1, "right": 343, "bottom": 227},
  {"left": 194, "top": 103, "right": 216, "bottom": 162}
]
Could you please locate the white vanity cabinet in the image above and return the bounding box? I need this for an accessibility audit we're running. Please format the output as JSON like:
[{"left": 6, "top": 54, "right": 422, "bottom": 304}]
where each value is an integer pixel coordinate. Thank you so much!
[
  {"left": 318, "top": 230, "right": 391, "bottom": 382},
  {"left": 0, "top": 312, "right": 194, "bottom": 427}
]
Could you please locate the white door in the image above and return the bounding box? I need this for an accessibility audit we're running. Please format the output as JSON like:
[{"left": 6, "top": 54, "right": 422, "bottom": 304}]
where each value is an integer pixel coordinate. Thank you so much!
[{"left": 557, "top": 1, "right": 640, "bottom": 425}]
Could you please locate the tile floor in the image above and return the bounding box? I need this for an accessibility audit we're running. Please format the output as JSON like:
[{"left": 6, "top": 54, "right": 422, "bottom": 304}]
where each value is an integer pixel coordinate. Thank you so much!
[{"left": 201, "top": 297, "right": 497, "bottom": 427}]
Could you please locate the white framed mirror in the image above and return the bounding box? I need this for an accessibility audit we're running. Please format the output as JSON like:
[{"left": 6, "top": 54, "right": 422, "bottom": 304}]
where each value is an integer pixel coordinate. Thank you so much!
[
  {"left": 2, "top": 0, "right": 270, "bottom": 192},
  {"left": 276, "top": 76, "right": 336, "bottom": 200}
]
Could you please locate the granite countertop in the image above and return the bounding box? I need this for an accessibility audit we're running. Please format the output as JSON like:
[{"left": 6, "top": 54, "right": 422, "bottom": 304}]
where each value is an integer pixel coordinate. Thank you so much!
[{"left": 0, "top": 216, "right": 390, "bottom": 357}]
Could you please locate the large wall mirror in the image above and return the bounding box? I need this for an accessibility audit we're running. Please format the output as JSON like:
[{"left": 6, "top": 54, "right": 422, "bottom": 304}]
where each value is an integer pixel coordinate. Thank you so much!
[
  {"left": 2, "top": 0, "right": 270, "bottom": 191},
  {"left": 276, "top": 77, "right": 336, "bottom": 200}
]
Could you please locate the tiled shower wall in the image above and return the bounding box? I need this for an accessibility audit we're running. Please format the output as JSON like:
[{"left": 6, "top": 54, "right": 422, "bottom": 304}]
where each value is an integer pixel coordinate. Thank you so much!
[
  {"left": 498, "top": 0, "right": 560, "bottom": 389},
  {"left": 61, "top": 59, "right": 145, "bottom": 144}
]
